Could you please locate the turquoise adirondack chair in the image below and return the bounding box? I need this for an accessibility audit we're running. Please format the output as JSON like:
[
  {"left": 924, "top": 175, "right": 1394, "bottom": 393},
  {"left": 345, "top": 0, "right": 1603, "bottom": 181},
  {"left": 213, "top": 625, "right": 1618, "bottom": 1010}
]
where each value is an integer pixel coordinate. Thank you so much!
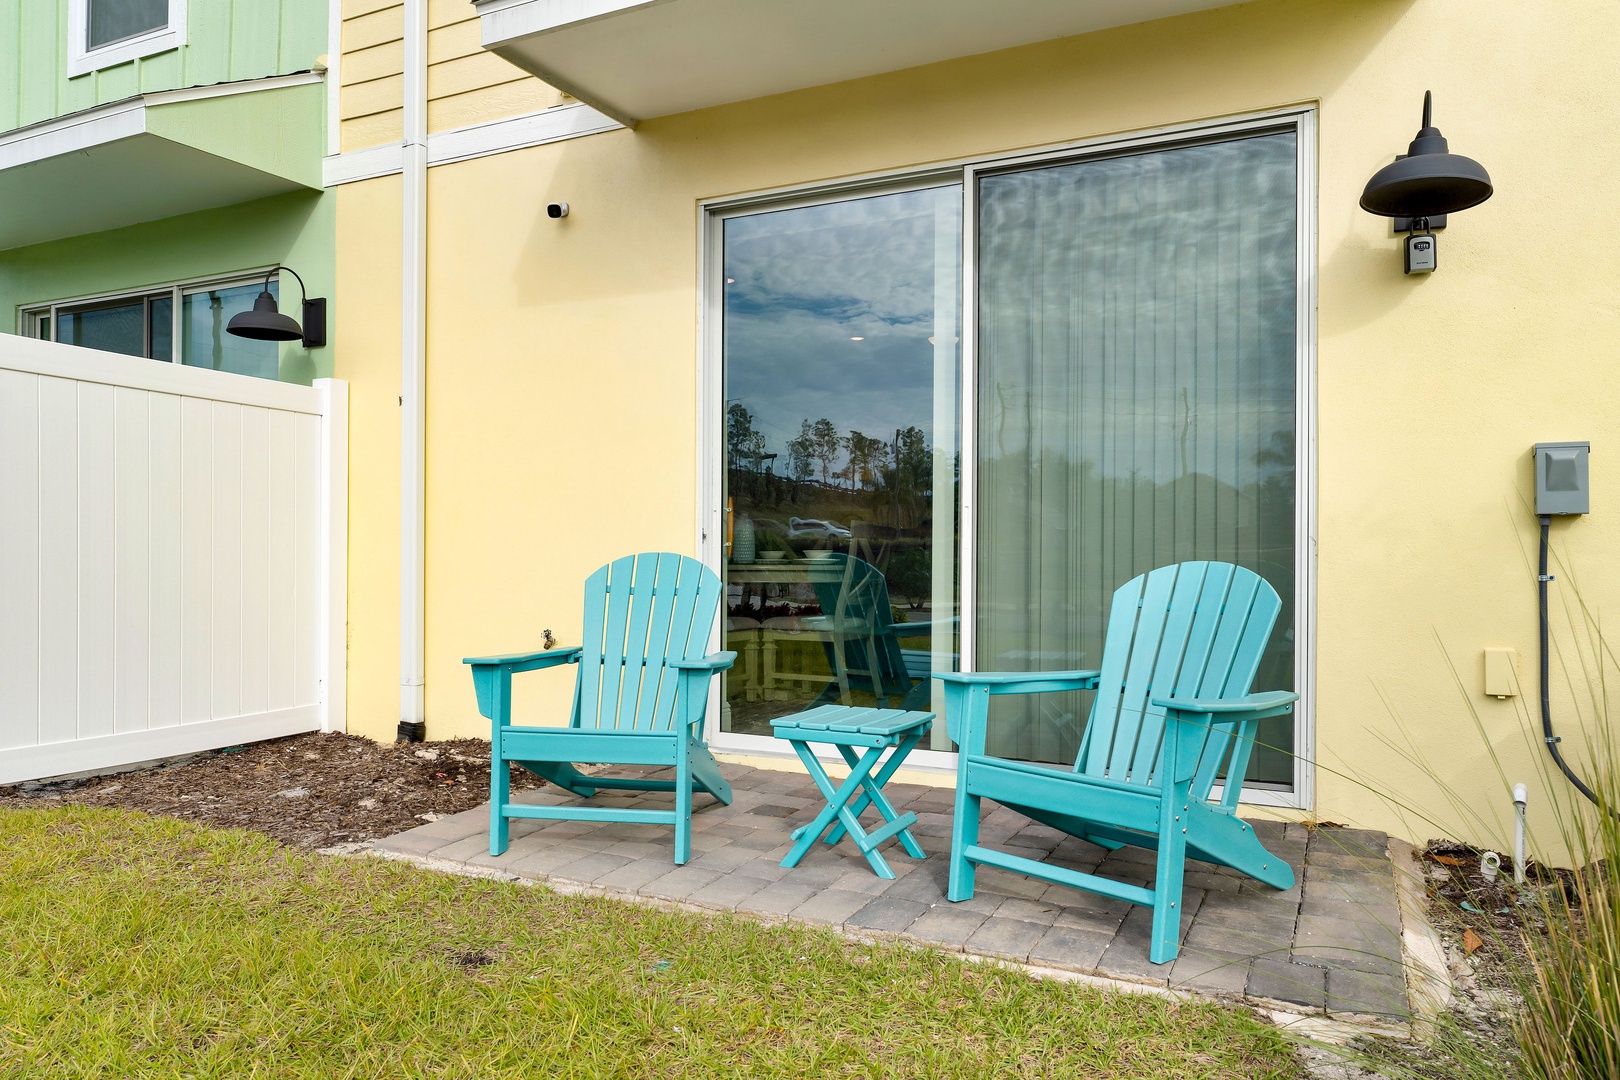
[
  {"left": 937, "top": 561, "right": 1298, "bottom": 963},
  {"left": 465, "top": 553, "right": 736, "bottom": 865}
]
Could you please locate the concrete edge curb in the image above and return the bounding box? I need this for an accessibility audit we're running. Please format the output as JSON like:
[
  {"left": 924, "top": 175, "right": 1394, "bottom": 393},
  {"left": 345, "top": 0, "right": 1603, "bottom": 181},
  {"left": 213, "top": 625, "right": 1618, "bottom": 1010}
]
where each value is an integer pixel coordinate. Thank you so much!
[{"left": 1386, "top": 835, "right": 1454, "bottom": 1023}]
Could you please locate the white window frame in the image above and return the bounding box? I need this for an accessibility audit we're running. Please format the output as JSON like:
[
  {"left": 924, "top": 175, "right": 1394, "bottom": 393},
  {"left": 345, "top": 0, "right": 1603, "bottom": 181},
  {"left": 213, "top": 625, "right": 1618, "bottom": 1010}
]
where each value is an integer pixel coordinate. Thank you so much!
[
  {"left": 68, "top": 0, "right": 188, "bottom": 78},
  {"left": 698, "top": 106, "right": 1318, "bottom": 809},
  {"left": 21, "top": 268, "right": 278, "bottom": 366}
]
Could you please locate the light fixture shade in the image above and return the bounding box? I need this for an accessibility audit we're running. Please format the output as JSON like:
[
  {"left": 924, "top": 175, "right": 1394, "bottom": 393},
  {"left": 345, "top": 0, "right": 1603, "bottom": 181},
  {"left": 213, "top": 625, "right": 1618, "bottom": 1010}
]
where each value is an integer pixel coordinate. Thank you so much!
[
  {"left": 226, "top": 289, "right": 303, "bottom": 342},
  {"left": 1360, "top": 92, "right": 1493, "bottom": 219}
]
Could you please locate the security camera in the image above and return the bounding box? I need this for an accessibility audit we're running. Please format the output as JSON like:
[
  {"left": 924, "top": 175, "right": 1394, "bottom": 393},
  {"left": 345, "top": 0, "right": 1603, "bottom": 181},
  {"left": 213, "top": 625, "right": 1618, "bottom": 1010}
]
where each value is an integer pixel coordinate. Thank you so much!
[{"left": 546, "top": 202, "right": 569, "bottom": 219}]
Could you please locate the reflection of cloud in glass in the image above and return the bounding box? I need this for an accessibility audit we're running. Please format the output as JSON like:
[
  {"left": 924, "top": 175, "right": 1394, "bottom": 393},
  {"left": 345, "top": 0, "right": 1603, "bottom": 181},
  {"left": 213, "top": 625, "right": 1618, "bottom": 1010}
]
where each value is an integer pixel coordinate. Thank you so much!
[{"left": 723, "top": 187, "right": 961, "bottom": 466}]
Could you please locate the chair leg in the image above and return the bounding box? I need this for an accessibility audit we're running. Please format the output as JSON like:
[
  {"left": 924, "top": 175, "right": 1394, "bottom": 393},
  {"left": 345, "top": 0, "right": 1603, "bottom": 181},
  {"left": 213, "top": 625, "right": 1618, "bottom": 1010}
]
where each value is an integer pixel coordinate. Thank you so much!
[
  {"left": 490, "top": 749, "right": 511, "bottom": 857},
  {"left": 948, "top": 760, "right": 980, "bottom": 902},
  {"left": 687, "top": 741, "right": 734, "bottom": 805},
  {"left": 674, "top": 732, "right": 693, "bottom": 865},
  {"left": 823, "top": 738, "right": 926, "bottom": 860},
  {"left": 1150, "top": 785, "right": 1191, "bottom": 964},
  {"left": 783, "top": 741, "right": 897, "bottom": 878}
]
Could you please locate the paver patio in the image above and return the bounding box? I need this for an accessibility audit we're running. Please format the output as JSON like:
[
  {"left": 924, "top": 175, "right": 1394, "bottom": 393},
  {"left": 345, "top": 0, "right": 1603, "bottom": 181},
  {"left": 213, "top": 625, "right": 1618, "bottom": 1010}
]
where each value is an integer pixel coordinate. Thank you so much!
[{"left": 373, "top": 762, "right": 1412, "bottom": 1019}]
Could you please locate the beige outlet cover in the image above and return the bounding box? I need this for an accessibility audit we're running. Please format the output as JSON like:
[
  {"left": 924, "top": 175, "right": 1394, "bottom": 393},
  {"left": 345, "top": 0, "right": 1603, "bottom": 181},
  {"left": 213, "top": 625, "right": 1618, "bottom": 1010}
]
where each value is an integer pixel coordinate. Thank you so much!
[{"left": 1484, "top": 648, "right": 1519, "bottom": 698}]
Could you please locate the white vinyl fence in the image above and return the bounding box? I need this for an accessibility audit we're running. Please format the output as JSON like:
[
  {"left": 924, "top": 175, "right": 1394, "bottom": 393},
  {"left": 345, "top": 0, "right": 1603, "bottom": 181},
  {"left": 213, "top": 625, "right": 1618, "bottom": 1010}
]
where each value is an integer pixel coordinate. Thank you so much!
[{"left": 0, "top": 336, "right": 346, "bottom": 785}]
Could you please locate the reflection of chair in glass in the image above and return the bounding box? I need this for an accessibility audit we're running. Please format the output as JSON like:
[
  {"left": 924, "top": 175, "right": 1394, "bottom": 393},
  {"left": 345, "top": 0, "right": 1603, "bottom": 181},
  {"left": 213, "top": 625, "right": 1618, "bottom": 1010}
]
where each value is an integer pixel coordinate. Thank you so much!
[
  {"left": 760, "top": 554, "right": 933, "bottom": 711},
  {"left": 726, "top": 614, "right": 762, "bottom": 701}
]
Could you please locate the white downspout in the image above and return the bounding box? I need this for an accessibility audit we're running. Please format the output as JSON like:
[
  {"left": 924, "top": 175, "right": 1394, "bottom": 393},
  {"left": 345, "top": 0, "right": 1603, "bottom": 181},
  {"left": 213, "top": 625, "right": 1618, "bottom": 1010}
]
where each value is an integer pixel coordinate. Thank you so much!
[
  {"left": 399, "top": 0, "right": 428, "bottom": 737},
  {"left": 325, "top": 0, "right": 341, "bottom": 158}
]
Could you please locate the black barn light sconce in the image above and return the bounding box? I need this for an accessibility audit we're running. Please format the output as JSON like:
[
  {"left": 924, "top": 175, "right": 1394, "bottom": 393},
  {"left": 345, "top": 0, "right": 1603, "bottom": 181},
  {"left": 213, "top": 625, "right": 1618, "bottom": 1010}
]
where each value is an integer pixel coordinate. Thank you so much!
[
  {"left": 226, "top": 265, "right": 327, "bottom": 347},
  {"left": 1360, "top": 91, "right": 1493, "bottom": 275}
]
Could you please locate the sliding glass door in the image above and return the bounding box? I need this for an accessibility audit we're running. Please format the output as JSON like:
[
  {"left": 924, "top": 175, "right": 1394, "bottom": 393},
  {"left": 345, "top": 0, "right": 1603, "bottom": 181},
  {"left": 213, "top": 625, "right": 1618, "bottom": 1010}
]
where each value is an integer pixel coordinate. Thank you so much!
[
  {"left": 974, "top": 132, "right": 1299, "bottom": 782},
  {"left": 710, "top": 116, "right": 1308, "bottom": 794},
  {"left": 717, "top": 185, "right": 962, "bottom": 741}
]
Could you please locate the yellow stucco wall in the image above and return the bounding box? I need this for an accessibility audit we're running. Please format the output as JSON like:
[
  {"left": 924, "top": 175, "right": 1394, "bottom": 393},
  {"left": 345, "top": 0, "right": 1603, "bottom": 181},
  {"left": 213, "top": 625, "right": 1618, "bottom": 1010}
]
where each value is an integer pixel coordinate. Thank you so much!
[
  {"left": 335, "top": 175, "right": 403, "bottom": 732},
  {"left": 336, "top": 0, "right": 1620, "bottom": 855}
]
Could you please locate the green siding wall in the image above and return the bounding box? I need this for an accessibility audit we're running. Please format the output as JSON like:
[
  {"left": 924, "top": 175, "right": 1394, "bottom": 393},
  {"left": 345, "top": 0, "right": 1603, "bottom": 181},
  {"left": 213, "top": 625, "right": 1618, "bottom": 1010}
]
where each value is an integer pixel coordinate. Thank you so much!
[
  {"left": 0, "top": 0, "right": 328, "bottom": 131},
  {"left": 0, "top": 189, "right": 336, "bottom": 384}
]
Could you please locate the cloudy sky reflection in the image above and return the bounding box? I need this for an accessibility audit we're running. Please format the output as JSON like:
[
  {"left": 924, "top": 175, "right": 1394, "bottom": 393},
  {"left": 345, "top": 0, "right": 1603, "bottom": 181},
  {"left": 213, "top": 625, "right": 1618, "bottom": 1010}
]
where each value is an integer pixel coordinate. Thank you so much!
[{"left": 722, "top": 187, "right": 961, "bottom": 469}]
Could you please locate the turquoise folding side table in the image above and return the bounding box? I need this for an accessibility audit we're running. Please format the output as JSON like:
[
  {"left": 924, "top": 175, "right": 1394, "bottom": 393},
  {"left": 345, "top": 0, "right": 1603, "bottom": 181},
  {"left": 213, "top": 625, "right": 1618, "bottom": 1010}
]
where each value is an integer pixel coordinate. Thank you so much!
[{"left": 770, "top": 704, "right": 932, "bottom": 878}]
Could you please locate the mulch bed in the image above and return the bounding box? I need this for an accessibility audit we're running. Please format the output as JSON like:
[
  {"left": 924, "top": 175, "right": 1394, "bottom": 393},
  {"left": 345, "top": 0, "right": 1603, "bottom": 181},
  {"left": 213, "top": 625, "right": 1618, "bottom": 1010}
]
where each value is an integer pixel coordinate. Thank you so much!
[
  {"left": 0, "top": 732, "right": 545, "bottom": 850},
  {"left": 1419, "top": 837, "right": 1576, "bottom": 1003}
]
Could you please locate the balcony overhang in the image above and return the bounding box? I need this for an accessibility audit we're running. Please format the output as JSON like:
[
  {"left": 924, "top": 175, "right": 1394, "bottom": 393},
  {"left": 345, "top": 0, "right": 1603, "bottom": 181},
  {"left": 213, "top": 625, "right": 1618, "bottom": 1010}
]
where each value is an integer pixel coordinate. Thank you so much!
[
  {"left": 474, "top": 0, "right": 1250, "bottom": 127},
  {"left": 0, "top": 73, "right": 324, "bottom": 252}
]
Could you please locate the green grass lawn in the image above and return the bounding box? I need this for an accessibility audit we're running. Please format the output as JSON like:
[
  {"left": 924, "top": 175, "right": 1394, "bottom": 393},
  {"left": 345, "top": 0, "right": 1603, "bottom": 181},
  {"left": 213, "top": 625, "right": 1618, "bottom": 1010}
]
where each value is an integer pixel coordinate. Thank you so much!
[{"left": 0, "top": 807, "right": 1301, "bottom": 1079}]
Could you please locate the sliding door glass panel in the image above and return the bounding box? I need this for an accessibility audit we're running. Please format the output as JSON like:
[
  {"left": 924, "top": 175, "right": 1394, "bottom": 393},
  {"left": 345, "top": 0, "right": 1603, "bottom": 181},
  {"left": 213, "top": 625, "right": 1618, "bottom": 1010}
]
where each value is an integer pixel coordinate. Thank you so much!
[
  {"left": 181, "top": 282, "right": 279, "bottom": 379},
  {"left": 977, "top": 132, "right": 1298, "bottom": 782},
  {"left": 719, "top": 186, "right": 962, "bottom": 741},
  {"left": 57, "top": 299, "right": 146, "bottom": 357}
]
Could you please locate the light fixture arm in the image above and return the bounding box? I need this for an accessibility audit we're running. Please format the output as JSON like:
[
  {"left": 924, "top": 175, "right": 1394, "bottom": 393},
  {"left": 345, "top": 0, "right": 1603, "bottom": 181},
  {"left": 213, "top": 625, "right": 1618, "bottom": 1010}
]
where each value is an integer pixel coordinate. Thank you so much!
[{"left": 265, "top": 264, "right": 309, "bottom": 307}]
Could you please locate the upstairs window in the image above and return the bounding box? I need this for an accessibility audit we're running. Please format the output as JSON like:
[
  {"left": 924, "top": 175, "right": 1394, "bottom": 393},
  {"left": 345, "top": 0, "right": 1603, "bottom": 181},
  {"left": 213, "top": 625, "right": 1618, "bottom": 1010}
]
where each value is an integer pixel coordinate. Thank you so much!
[
  {"left": 69, "top": 0, "right": 186, "bottom": 77},
  {"left": 88, "top": 0, "right": 169, "bottom": 49}
]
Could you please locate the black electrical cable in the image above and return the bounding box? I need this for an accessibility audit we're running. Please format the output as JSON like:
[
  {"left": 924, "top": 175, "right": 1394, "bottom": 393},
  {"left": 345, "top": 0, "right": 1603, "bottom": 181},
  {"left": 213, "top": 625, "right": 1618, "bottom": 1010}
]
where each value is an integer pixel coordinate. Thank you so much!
[{"left": 1537, "top": 515, "right": 1618, "bottom": 818}]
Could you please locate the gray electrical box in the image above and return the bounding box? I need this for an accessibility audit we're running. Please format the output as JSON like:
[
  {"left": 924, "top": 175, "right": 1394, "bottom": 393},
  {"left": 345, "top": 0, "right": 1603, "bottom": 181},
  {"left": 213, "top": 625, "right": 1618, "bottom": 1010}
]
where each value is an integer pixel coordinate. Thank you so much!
[{"left": 1534, "top": 441, "right": 1590, "bottom": 515}]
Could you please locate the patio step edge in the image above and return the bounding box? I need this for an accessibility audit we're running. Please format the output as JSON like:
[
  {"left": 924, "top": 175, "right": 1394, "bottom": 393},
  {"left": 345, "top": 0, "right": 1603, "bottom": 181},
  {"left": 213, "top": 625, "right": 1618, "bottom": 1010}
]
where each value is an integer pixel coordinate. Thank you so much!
[{"left": 1386, "top": 836, "right": 1454, "bottom": 1022}]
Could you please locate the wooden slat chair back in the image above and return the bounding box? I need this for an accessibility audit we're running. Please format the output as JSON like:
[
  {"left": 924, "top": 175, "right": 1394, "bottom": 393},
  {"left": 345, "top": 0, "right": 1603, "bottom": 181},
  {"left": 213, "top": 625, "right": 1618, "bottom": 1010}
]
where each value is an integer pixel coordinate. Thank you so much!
[
  {"left": 466, "top": 553, "right": 736, "bottom": 865},
  {"left": 1074, "top": 560, "right": 1280, "bottom": 809},
  {"left": 575, "top": 553, "right": 724, "bottom": 733},
  {"left": 938, "top": 561, "right": 1298, "bottom": 963}
]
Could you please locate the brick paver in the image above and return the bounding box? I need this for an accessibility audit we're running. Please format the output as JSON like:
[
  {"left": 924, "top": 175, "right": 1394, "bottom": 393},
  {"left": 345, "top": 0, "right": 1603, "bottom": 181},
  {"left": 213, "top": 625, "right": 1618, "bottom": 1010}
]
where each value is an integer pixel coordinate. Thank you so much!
[{"left": 371, "top": 761, "right": 1410, "bottom": 1015}]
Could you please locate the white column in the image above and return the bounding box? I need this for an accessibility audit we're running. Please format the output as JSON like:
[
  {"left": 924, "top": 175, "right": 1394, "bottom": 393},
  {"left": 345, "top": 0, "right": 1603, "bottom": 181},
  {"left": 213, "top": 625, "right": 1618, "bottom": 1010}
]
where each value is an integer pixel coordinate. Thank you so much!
[
  {"left": 316, "top": 378, "right": 349, "bottom": 733},
  {"left": 399, "top": 0, "right": 428, "bottom": 733}
]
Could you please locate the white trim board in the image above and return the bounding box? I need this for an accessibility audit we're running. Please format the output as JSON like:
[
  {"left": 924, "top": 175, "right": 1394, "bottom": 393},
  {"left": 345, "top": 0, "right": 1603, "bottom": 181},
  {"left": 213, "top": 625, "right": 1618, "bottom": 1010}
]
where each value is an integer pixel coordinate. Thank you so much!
[
  {"left": 321, "top": 101, "right": 623, "bottom": 186},
  {"left": 0, "top": 72, "right": 326, "bottom": 174}
]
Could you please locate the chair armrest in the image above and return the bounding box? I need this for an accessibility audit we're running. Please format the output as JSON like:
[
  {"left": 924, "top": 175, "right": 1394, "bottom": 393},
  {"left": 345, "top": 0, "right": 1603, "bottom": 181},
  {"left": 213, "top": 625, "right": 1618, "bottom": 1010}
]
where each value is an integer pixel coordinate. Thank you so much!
[
  {"left": 668, "top": 651, "right": 737, "bottom": 672},
  {"left": 669, "top": 652, "right": 736, "bottom": 728},
  {"left": 465, "top": 647, "right": 583, "bottom": 721},
  {"left": 935, "top": 669, "right": 1102, "bottom": 750},
  {"left": 934, "top": 670, "right": 1100, "bottom": 693},
  {"left": 462, "top": 646, "right": 582, "bottom": 672},
  {"left": 1150, "top": 690, "right": 1298, "bottom": 721}
]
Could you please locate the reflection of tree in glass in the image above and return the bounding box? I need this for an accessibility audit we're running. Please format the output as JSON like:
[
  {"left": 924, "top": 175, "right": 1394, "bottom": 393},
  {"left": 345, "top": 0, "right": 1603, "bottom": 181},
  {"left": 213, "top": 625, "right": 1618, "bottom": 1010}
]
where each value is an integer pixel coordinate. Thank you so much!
[
  {"left": 727, "top": 404, "right": 767, "bottom": 468},
  {"left": 876, "top": 426, "right": 931, "bottom": 528},
  {"left": 811, "top": 419, "right": 840, "bottom": 486},
  {"left": 842, "top": 431, "right": 888, "bottom": 490},
  {"left": 786, "top": 421, "right": 817, "bottom": 482},
  {"left": 888, "top": 546, "right": 930, "bottom": 608}
]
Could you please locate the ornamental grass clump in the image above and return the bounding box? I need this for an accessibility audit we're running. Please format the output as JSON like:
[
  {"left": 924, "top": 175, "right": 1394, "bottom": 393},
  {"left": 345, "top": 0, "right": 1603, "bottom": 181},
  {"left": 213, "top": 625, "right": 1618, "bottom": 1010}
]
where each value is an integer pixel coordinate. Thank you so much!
[{"left": 1513, "top": 750, "right": 1620, "bottom": 1080}]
